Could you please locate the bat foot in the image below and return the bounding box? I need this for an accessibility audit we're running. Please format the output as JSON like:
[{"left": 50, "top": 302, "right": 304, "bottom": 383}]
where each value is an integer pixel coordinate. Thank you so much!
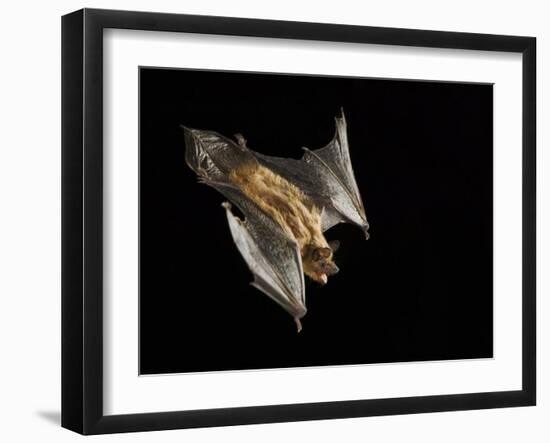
[
  {"left": 294, "top": 317, "right": 303, "bottom": 333},
  {"left": 364, "top": 223, "right": 370, "bottom": 240}
]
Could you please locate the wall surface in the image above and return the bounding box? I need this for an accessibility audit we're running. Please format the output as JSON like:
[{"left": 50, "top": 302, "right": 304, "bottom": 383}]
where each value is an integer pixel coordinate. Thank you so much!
[{"left": 0, "top": 0, "right": 546, "bottom": 441}]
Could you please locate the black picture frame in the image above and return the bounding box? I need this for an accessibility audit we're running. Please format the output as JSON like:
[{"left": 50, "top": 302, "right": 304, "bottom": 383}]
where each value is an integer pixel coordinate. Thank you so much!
[{"left": 62, "top": 8, "right": 536, "bottom": 435}]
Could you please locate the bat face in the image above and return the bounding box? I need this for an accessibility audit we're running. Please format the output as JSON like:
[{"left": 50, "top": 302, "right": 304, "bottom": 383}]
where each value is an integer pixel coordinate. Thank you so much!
[
  {"left": 302, "top": 244, "right": 340, "bottom": 285},
  {"left": 184, "top": 110, "right": 368, "bottom": 331}
]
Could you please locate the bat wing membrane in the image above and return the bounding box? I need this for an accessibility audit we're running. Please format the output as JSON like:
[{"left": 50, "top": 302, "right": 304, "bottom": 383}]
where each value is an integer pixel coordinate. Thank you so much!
[
  {"left": 211, "top": 182, "right": 307, "bottom": 330},
  {"left": 184, "top": 127, "right": 306, "bottom": 327},
  {"left": 254, "top": 110, "right": 369, "bottom": 237}
]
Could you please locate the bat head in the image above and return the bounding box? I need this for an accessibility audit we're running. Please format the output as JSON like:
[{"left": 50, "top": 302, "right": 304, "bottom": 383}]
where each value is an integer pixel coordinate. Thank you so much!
[{"left": 304, "top": 240, "right": 340, "bottom": 285}]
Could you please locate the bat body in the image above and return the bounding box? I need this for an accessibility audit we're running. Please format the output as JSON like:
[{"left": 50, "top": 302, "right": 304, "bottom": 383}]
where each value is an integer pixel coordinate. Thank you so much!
[
  {"left": 183, "top": 111, "right": 368, "bottom": 331},
  {"left": 229, "top": 161, "right": 337, "bottom": 285}
]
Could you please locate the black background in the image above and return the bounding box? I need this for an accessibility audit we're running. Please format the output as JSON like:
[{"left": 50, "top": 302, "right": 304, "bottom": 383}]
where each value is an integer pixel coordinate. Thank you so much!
[{"left": 139, "top": 68, "right": 493, "bottom": 375}]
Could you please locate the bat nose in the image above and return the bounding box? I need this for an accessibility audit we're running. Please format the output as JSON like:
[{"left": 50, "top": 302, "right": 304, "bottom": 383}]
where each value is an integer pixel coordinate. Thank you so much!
[{"left": 330, "top": 265, "right": 339, "bottom": 275}]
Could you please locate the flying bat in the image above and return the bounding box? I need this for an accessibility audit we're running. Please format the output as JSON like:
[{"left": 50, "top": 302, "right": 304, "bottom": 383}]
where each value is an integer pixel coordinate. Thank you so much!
[{"left": 183, "top": 110, "right": 369, "bottom": 331}]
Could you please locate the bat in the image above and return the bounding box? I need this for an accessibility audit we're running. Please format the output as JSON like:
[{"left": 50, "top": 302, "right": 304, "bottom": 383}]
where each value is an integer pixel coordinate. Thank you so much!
[{"left": 183, "top": 110, "right": 369, "bottom": 331}]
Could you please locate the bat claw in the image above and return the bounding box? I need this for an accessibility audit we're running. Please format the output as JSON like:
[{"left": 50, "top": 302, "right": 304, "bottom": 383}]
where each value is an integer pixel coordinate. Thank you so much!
[{"left": 234, "top": 133, "right": 247, "bottom": 148}]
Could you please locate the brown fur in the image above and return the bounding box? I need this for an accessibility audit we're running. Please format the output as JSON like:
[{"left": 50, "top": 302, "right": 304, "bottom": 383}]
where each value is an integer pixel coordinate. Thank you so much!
[{"left": 229, "top": 162, "right": 337, "bottom": 283}]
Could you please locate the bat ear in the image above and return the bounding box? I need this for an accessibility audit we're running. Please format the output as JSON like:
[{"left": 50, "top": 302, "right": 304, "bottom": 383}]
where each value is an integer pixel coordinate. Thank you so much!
[{"left": 329, "top": 240, "right": 340, "bottom": 253}]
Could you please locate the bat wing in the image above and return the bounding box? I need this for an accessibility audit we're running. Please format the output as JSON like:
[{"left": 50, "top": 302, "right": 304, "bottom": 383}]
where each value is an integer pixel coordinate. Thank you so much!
[
  {"left": 183, "top": 126, "right": 257, "bottom": 185},
  {"left": 254, "top": 110, "right": 369, "bottom": 237},
  {"left": 183, "top": 128, "right": 306, "bottom": 330},
  {"left": 218, "top": 185, "right": 307, "bottom": 331}
]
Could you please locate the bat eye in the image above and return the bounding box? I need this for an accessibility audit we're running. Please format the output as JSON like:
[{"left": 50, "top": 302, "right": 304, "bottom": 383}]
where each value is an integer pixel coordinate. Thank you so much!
[{"left": 312, "top": 247, "right": 330, "bottom": 261}]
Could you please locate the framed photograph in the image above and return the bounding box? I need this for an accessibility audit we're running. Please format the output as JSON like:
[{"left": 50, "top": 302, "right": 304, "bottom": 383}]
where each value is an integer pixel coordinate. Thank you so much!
[{"left": 62, "top": 8, "right": 536, "bottom": 435}]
